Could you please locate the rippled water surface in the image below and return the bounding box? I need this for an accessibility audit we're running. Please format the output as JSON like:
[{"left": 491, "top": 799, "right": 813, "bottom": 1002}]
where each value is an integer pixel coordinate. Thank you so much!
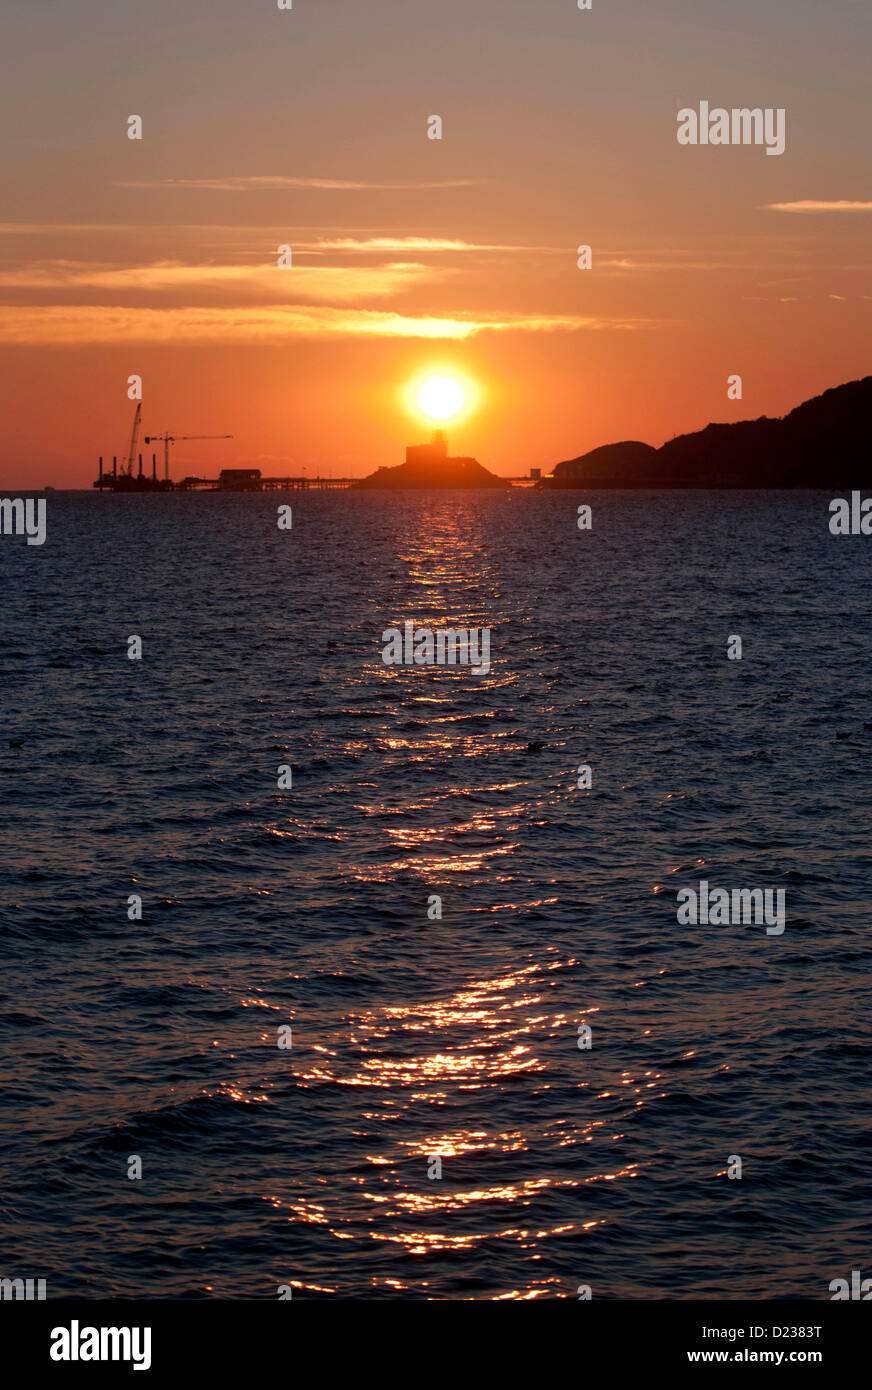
[{"left": 1, "top": 489, "right": 871, "bottom": 1299}]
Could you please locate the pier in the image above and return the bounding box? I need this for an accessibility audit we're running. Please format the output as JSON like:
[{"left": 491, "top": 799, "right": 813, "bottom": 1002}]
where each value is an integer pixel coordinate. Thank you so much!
[
  {"left": 94, "top": 462, "right": 354, "bottom": 492},
  {"left": 94, "top": 459, "right": 539, "bottom": 493}
]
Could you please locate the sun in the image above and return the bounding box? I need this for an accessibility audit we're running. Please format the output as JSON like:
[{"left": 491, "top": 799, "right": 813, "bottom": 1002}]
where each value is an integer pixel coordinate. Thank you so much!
[{"left": 417, "top": 375, "right": 465, "bottom": 421}]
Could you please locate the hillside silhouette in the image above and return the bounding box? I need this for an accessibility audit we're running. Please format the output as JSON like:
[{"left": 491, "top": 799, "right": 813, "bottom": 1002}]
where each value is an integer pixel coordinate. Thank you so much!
[{"left": 540, "top": 377, "right": 872, "bottom": 487}]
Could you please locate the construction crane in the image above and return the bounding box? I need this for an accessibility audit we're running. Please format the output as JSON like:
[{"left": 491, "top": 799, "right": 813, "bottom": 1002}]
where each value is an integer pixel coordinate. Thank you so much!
[
  {"left": 125, "top": 402, "right": 142, "bottom": 476},
  {"left": 144, "top": 432, "right": 234, "bottom": 481}
]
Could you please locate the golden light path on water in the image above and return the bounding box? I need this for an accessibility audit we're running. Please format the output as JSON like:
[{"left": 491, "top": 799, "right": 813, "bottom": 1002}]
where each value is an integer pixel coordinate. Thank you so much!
[
  {"left": 201, "top": 503, "right": 703, "bottom": 1299},
  {"left": 245, "top": 950, "right": 659, "bottom": 1295},
  {"left": 232, "top": 501, "right": 668, "bottom": 1297}
]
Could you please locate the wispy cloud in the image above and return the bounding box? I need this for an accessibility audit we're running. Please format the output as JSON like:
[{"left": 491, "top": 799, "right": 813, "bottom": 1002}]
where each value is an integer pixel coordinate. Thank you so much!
[
  {"left": 763, "top": 200, "right": 872, "bottom": 213},
  {"left": 0, "top": 226, "right": 551, "bottom": 257},
  {"left": 597, "top": 255, "right": 765, "bottom": 271},
  {"left": 0, "top": 223, "right": 156, "bottom": 235},
  {"left": 0, "top": 304, "right": 643, "bottom": 345},
  {"left": 0, "top": 259, "right": 438, "bottom": 303},
  {"left": 297, "top": 236, "right": 546, "bottom": 253},
  {"left": 117, "top": 175, "right": 482, "bottom": 192}
]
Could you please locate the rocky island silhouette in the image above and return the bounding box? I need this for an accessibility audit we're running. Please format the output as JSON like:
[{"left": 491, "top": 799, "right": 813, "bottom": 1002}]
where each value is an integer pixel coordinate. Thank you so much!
[{"left": 353, "top": 431, "right": 510, "bottom": 489}]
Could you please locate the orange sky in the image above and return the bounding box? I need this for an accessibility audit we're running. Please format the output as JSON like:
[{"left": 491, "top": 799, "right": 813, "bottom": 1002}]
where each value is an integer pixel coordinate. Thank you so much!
[{"left": 0, "top": 0, "right": 869, "bottom": 485}]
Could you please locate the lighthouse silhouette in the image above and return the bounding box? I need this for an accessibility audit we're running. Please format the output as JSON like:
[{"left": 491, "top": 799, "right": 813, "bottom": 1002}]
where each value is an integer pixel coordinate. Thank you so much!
[{"left": 405, "top": 428, "right": 449, "bottom": 467}]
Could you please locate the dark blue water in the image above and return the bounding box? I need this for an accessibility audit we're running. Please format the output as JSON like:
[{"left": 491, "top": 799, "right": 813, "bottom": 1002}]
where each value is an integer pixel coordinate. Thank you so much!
[{"left": 1, "top": 489, "right": 871, "bottom": 1299}]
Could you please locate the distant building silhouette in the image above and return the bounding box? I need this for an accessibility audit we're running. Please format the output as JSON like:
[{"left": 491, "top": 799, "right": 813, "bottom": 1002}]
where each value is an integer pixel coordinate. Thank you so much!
[
  {"left": 355, "top": 429, "right": 509, "bottom": 489},
  {"left": 218, "top": 468, "right": 261, "bottom": 491}
]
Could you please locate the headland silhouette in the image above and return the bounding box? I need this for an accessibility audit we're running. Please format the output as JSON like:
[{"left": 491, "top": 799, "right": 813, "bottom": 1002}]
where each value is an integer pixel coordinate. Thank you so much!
[{"left": 539, "top": 377, "right": 872, "bottom": 488}]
